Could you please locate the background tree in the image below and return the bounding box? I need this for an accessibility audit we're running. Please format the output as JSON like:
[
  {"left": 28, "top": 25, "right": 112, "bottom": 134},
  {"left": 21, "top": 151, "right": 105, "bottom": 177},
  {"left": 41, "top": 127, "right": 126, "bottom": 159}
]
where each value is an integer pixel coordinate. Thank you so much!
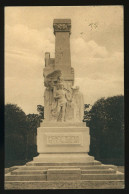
[
  {"left": 5, "top": 104, "right": 29, "bottom": 166},
  {"left": 86, "top": 95, "right": 124, "bottom": 165},
  {"left": 5, "top": 104, "right": 44, "bottom": 167}
]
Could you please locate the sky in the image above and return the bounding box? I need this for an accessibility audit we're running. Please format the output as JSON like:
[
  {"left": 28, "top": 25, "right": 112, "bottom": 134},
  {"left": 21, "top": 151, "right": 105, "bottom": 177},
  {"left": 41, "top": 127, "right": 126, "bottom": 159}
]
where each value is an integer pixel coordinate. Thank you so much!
[{"left": 5, "top": 6, "right": 124, "bottom": 114}]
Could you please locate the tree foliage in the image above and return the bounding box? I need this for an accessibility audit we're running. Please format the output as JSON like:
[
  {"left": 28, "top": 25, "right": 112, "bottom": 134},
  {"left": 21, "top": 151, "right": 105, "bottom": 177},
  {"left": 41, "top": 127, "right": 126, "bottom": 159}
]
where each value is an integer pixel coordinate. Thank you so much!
[
  {"left": 86, "top": 95, "right": 124, "bottom": 165},
  {"left": 27, "top": 113, "right": 41, "bottom": 131},
  {"left": 5, "top": 104, "right": 28, "bottom": 165},
  {"left": 5, "top": 104, "right": 28, "bottom": 135},
  {"left": 5, "top": 104, "right": 41, "bottom": 167}
]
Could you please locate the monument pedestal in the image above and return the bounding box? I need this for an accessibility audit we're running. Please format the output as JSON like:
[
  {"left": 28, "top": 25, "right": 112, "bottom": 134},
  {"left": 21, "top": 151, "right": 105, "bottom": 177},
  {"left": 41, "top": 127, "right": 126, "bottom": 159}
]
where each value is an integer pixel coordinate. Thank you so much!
[
  {"left": 33, "top": 122, "right": 94, "bottom": 163},
  {"left": 5, "top": 123, "right": 124, "bottom": 189}
]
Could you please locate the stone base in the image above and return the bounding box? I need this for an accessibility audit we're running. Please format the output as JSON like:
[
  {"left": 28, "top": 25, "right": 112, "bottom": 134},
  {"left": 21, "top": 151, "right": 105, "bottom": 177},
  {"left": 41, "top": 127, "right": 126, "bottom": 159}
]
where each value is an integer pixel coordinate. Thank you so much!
[
  {"left": 35, "top": 123, "right": 91, "bottom": 163},
  {"left": 33, "top": 153, "right": 94, "bottom": 163},
  {"left": 4, "top": 122, "right": 125, "bottom": 189},
  {"left": 37, "top": 124, "right": 90, "bottom": 154}
]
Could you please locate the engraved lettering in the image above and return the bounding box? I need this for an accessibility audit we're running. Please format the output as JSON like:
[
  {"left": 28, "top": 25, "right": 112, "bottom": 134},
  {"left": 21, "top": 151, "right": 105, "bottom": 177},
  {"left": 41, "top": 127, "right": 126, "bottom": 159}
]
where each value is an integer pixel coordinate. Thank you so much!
[{"left": 47, "top": 135, "right": 80, "bottom": 145}]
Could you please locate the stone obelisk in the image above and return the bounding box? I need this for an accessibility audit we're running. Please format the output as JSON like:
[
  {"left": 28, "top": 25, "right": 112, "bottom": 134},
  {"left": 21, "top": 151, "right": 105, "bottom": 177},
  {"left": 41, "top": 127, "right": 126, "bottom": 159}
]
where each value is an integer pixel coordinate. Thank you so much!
[{"left": 33, "top": 19, "right": 94, "bottom": 163}]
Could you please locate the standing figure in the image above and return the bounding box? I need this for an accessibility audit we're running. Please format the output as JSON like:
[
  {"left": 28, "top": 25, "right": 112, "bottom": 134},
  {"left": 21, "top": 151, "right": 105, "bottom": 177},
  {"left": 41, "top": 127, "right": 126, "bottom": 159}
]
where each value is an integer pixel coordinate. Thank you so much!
[{"left": 54, "top": 79, "right": 67, "bottom": 122}]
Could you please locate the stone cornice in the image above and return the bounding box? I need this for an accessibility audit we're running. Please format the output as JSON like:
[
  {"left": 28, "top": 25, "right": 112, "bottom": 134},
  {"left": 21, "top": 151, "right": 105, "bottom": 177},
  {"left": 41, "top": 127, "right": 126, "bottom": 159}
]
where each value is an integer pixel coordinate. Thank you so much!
[{"left": 53, "top": 19, "right": 71, "bottom": 35}]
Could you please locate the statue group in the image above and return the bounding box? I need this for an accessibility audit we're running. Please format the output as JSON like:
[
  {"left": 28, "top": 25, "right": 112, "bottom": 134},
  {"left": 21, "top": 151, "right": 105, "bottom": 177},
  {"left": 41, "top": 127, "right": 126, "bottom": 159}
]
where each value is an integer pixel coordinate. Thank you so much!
[
  {"left": 43, "top": 19, "right": 84, "bottom": 123},
  {"left": 44, "top": 70, "right": 84, "bottom": 122}
]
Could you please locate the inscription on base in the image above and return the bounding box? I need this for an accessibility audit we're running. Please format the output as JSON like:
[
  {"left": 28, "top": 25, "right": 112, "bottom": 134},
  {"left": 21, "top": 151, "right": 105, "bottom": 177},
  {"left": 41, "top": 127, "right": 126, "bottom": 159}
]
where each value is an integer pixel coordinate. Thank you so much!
[{"left": 46, "top": 133, "right": 82, "bottom": 145}]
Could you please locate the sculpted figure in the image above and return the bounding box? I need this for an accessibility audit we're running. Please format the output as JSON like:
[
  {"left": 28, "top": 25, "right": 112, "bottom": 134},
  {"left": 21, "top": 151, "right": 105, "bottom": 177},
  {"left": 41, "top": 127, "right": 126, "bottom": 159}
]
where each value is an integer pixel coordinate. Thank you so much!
[
  {"left": 53, "top": 76, "right": 67, "bottom": 122},
  {"left": 44, "top": 68, "right": 84, "bottom": 122}
]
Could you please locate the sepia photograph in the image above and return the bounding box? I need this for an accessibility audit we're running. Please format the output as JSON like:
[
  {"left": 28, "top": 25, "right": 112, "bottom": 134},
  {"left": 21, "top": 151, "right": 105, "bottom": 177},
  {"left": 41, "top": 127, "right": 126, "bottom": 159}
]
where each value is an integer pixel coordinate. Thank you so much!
[{"left": 4, "top": 6, "right": 124, "bottom": 189}]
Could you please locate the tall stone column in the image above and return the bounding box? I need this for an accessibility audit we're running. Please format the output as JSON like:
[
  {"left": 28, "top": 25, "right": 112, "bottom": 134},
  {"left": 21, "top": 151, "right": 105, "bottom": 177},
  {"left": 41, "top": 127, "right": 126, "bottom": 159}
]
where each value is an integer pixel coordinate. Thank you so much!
[
  {"left": 53, "top": 19, "right": 71, "bottom": 67},
  {"left": 53, "top": 19, "right": 74, "bottom": 83}
]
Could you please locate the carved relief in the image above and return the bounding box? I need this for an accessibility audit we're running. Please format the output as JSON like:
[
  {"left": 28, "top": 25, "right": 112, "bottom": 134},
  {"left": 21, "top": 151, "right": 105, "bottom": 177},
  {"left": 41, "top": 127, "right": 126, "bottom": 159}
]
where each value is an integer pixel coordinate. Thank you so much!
[{"left": 54, "top": 23, "right": 71, "bottom": 32}]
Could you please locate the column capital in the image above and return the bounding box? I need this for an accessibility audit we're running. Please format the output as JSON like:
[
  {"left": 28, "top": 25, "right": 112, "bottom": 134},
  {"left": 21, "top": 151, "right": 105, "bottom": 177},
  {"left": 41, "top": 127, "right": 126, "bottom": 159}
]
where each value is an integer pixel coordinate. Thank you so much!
[{"left": 53, "top": 19, "right": 71, "bottom": 35}]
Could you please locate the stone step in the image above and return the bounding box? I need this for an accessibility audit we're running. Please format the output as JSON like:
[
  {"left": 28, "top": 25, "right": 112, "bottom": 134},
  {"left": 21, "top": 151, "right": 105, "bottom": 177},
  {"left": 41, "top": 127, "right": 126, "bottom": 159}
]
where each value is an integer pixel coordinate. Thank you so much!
[
  {"left": 47, "top": 168, "right": 81, "bottom": 174},
  {"left": 47, "top": 168, "right": 81, "bottom": 180},
  {"left": 81, "top": 169, "right": 116, "bottom": 174},
  {"left": 5, "top": 173, "right": 124, "bottom": 182},
  {"left": 5, "top": 170, "right": 124, "bottom": 182},
  {"left": 26, "top": 161, "right": 101, "bottom": 166},
  {"left": 5, "top": 175, "right": 47, "bottom": 181},
  {"left": 11, "top": 170, "right": 47, "bottom": 175},
  {"left": 4, "top": 180, "right": 124, "bottom": 189},
  {"left": 12, "top": 168, "right": 116, "bottom": 175},
  {"left": 16, "top": 164, "right": 116, "bottom": 170},
  {"left": 47, "top": 173, "right": 81, "bottom": 181},
  {"left": 81, "top": 174, "right": 124, "bottom": 180},
  {"left": 5, "top": 168, "right": 11, "bottom": 174},
  {"left": 5, "top": 166, "right": 23, "bottom": 174}
]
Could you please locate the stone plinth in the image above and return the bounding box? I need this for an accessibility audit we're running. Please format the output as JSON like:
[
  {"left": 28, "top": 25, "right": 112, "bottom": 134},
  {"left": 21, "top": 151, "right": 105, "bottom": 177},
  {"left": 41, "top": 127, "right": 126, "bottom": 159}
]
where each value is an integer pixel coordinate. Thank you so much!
[
  {"left": 33, "top": 123, "right": 93, "bottom": 163},
  {"left": 37, "top": 124, "right": 90, "bottom": 153}
]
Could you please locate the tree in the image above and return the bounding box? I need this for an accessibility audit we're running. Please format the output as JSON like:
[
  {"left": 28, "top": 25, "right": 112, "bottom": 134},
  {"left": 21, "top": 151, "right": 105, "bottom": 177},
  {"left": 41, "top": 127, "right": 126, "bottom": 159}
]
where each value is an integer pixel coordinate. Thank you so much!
[
  {"left": 5, "top": 104, "right": 29, "bottom": 166},
  {"left": 5, "top": 104, "right": 43, "bottom": 167},
  {"left": 5, "top": 104, "right": 28, "bottom": 135},
  {"left": 27, "top": 113, "right": 41, "bottom": 130},
  {"left": 87, "top": 95, "right": 124, "bottom": 165}
]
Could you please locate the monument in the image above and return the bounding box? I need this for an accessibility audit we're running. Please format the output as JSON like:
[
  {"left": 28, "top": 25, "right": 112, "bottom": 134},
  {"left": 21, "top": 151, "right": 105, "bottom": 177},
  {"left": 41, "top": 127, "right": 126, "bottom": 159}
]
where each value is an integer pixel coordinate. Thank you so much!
[
  {"left": 5, "top": 19, "right": 124, "bottom": 189},
  {"left": 33, "top": 19, "right": 93, "bottom": 163}
]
